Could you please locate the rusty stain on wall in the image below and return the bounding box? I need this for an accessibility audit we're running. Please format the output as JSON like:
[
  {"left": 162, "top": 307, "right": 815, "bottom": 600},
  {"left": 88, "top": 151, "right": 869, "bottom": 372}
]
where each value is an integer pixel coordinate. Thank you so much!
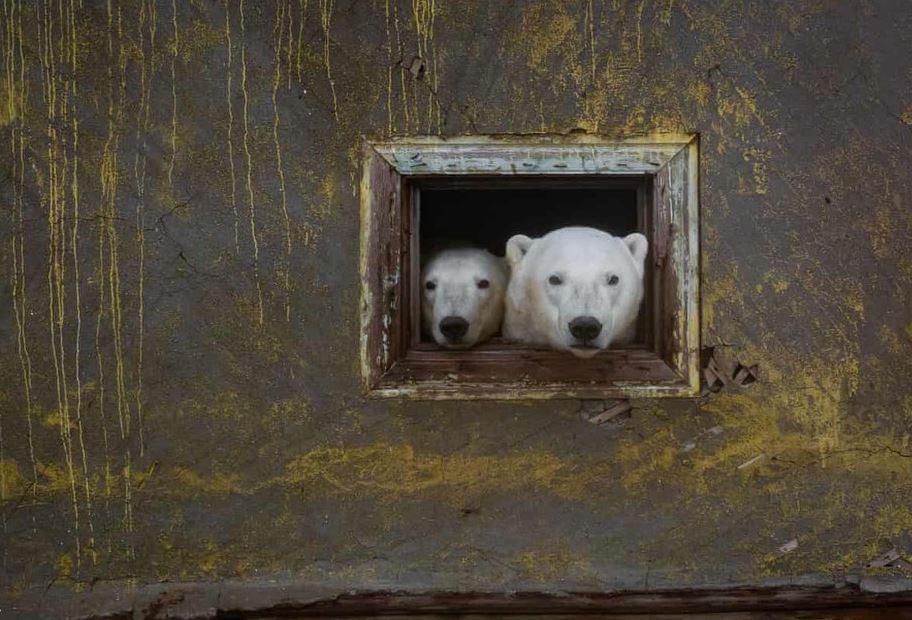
[{"left": 1, "top": 0, "right": 912, "bottom": 609}]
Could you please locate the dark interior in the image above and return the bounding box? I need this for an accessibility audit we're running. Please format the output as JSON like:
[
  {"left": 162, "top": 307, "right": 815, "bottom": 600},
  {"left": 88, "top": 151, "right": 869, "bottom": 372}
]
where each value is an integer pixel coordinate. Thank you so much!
[
  {"left": 418, "top": 180, "right": 640, "bottom": 256},
  {"left": 415, "top": 178, "right": 648, "bottom": 346}
]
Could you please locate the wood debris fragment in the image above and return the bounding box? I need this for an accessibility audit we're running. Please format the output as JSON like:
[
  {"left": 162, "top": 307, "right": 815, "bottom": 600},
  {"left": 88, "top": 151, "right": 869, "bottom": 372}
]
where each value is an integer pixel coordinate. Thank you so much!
[
  {"left": 737, "top": 454, "right": 766, "bottom": 470},
  {"left": 580, "top": 399, "right": 632, "bottom": 426},
  {"left": 778, "top": 538, "right": 798, "bottom": 554}
]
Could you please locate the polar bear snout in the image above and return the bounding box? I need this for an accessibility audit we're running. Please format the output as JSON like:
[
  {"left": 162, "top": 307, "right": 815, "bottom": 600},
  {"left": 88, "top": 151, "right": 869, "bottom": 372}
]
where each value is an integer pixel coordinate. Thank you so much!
[
  {"left": 568, "top": 316, "right": 602, "bottom": 343},
  {"left": 439, "top": 316, "right": 470, "bottom": 342},
  {"left": 420, "top": 248, "right": 508, "bottom": 349},
  {"left": 503, "top": 227, "right": 648, "bottom": 356}
]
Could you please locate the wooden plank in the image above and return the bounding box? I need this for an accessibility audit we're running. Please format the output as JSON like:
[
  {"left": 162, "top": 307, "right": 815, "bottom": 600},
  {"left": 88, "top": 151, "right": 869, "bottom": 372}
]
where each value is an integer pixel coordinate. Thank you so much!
[
  {"left": 373, "top": 134, "right": 695, "bottom": 177},
  {"left": 652, "top": 135, "right": 700, "bottom": 396},
  {"left": 359, "top": 142, "right": 405, "bottom": 389},
  {"left": 376, "top": 349, "right": 688, "bottom": 400},
  {"left": 29, "top": 581, "right": 912, "bottom": 618},
  {"left": 221, "top": 587, "right": 912, "bottom": 618}
]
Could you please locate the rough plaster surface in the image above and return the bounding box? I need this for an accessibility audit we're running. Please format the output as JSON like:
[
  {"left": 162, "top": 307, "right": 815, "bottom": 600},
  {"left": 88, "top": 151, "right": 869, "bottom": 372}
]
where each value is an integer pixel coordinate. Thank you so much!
[{"left": 1, "top": 0, "right": 911, "bottom": 614}]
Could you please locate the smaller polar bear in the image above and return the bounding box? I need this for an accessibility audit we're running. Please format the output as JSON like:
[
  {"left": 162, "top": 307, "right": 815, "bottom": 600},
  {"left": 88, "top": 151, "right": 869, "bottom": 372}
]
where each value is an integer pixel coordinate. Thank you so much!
[
  {"left": 503, "top": 227, "right": 648, "bottom": 358},
  {"left": 421, "top": 247, "right": 508, "bottom": 348}
]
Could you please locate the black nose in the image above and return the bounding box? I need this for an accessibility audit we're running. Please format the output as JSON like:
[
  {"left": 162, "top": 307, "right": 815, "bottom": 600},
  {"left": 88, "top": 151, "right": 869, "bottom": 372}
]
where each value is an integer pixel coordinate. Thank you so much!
[
  {"left": 569, "top": 316, "right": 602, "bottom": 342},
  {"left": 439, "top": 316, "right": 469, "bottom": 340}
]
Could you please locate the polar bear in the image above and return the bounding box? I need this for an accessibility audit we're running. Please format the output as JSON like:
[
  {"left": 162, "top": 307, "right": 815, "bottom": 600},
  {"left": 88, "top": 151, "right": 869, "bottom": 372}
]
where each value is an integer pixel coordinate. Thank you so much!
[
  {"left": 421, "top": 247, "right": 508, "bottom": 348},
  {"left": 503, "top": 227, "right": 648, "bottom": 358}
]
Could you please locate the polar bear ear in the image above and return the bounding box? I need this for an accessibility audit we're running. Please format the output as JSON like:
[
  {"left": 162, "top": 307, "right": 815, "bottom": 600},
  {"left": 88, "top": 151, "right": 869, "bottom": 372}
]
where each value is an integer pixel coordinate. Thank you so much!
[
  {"left": 623, "top": 233, "right": 649, "bottom": 265},
  {"left": 506, "top": 234, "right": 534, "bottom": 268}
]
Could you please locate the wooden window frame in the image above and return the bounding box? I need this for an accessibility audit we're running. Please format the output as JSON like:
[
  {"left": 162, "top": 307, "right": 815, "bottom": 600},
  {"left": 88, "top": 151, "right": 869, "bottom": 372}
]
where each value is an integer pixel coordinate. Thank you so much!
[{"left": 360, "top": 134, "right": 700, "bottom": 400}]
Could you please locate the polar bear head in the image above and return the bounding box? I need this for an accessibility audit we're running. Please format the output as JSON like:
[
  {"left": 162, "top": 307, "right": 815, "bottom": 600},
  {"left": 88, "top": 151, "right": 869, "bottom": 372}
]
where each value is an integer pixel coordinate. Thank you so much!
[
  {"left": 420, "top": 248, "right": 508, "bottom": 349},
  {"left": 502, "top": 227, "right": 648, "bottom": 358}
]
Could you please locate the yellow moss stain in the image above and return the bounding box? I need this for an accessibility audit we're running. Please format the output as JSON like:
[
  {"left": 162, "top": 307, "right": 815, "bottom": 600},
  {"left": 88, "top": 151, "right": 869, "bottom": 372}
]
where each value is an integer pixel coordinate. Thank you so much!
[
  {"left": 514, "top": 3, "right": 580, "bottom": 78},
  {"left": 879, "top": 324, "right": 904, "bottom": 355},
  {"left": 44, "top": 408, "right": 78, "bottom": 431},
  {"left": 56, "top": 553, "right": 74, "bottom": 580},
  {"left": 701, "top": 261, "right": 744, "bottom": 333},
  {"left": 688, "top": 79, "right": 711, "bottom": 109},
  {"left": 513, "top": 549, "right": 593, "bottom": 583},
  {"left": 316, "top": 169, "right": 337, "bottom": 220},
  {"left": 864, "top": 206, "right": 893, "bottom": 261},
  {"left": 616, "top": 428, "right": 678, "bottom": 490},
  {"left": 711, "top": 80, "right": 767, "bottom": 154},
  {"left": 0, "top": 95, "right": 18, "bottom": 127},
  {"left": 171, "top": 467, "right": 243, "bottom": 496},
  {"left": 756, "top": 271, "right": 790, "bottom": 295},
  {"left": 901, "top": 105, "right": 912, "bottom": 126},
  {"left": 0, "top": 458, "right": 27, "bottom": 498},
  {"left": 198, "top": 541, "right": 225, "bottom": 575},
  {"left": 37, "top": 462, "right": 79, "bottom": 494},
  {"left": 740, "top": 148, "right": 769, "bottom": 194},
  {"left": 178, "top": 19, "right": 223, "bottom": 62},
  {"left": 283, "top": 443, "right": 602, "bottom": 502},
  {"left": 755, "top": 352, "right": 857, "bottom": 454},
  {"left": 614, "top": 338, "right": 868, "bottom": 506}
]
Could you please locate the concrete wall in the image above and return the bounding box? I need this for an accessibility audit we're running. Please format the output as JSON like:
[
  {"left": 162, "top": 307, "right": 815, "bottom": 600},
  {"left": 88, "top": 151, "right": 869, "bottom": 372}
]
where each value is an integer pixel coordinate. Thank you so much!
[{"left": 1, "top": 0, "right": 911, "bottom": 614}]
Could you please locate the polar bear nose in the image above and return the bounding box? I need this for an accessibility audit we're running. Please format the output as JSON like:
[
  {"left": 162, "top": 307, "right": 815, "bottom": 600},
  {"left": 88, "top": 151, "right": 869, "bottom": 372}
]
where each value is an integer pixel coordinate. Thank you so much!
[
  {"left": 569, "top": 316, "right": 602, "bottom": 342},
  {"left": 439, "top": 316, "right": 470, "bottom": 341}
]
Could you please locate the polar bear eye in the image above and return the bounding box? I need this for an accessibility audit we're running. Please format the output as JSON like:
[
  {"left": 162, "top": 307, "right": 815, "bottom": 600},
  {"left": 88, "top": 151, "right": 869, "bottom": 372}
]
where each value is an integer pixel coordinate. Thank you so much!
[
  {"left": 548, "top": 275, "right": 563, "bottom": 286},
  {"left": 477, "top": 279, "right": 490, "bottom": 289},
  {"left": 425, "top": 281, "right": 437, "bottom": 291},
  {"left": 607, "top": 274, "right": 620, "bottom": 286}
]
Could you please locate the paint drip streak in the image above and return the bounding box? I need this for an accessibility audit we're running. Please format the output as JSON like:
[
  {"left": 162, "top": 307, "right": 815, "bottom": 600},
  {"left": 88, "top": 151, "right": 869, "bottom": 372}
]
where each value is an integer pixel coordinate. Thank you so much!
[
  {"left": 239, "top": 0, "right": 264, "bottom": 325},
  {"left": 39, "top": 0, "right": 83, "bottom": 570},
  {"left": 67, "top": 0, "right": 95, "bottom": 563},
  {"left": 6, "top": 0, "right": 39, "bottom": 491},
  {"left": 384, "top": 0, "right": 392, "bottom": 133},
  {"left": 133, "top": 0, "right": 156, "bottom": 460},
  {"left": 319, "top": 0, "right": 338, "bottom": 120},
  {"left": 224, "top": 0, "right": 239, "bottom": 255},
  {"left": 99, "top": 0, "right": 135, "bottom": 561},
  {"left": 392, "top": 1, "right": 408, "bottom": 130},
  {"left": 167, "top": 0, "right": 177, "bottom": 185},
  {"left": 273, "top": 0, "right": 292, "bottom": 321},
  {"left": 296, "top": 0, "right": 307, "bottom": 81},
  {"left": 411, "top": 0, "right": 438, "bottom": 132}
]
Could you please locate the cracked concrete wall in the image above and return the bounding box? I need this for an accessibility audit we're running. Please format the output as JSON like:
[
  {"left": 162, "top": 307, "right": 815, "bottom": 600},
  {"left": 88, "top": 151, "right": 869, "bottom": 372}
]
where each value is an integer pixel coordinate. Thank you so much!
[{"left": 1, "top": 0, "right": 911, "bottom": 607}]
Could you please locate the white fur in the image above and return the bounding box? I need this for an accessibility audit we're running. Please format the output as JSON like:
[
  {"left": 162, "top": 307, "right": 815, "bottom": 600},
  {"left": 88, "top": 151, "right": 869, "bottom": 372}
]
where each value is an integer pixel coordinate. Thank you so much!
[
  {"left": 421, "top": 248, "right": 508, "bottom": 348},
  {"left": 503, "top": 227, "right": 648, "bottom": 358}
]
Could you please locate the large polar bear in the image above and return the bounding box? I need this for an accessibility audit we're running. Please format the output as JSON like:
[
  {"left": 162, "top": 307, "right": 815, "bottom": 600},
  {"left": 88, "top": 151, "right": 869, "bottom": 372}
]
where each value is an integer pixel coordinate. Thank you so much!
[
  {"left": 421, "top": 248, "right": 508, "bottom": 348},
  {"left": 503, "top": 227, "right": 648, "bottom": 358}
]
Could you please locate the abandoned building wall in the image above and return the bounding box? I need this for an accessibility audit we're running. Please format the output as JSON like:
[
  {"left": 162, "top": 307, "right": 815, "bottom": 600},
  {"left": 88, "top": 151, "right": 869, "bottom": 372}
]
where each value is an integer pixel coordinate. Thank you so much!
[{"left": 1, "top": 0, "right": 911, "bottom": 612}]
